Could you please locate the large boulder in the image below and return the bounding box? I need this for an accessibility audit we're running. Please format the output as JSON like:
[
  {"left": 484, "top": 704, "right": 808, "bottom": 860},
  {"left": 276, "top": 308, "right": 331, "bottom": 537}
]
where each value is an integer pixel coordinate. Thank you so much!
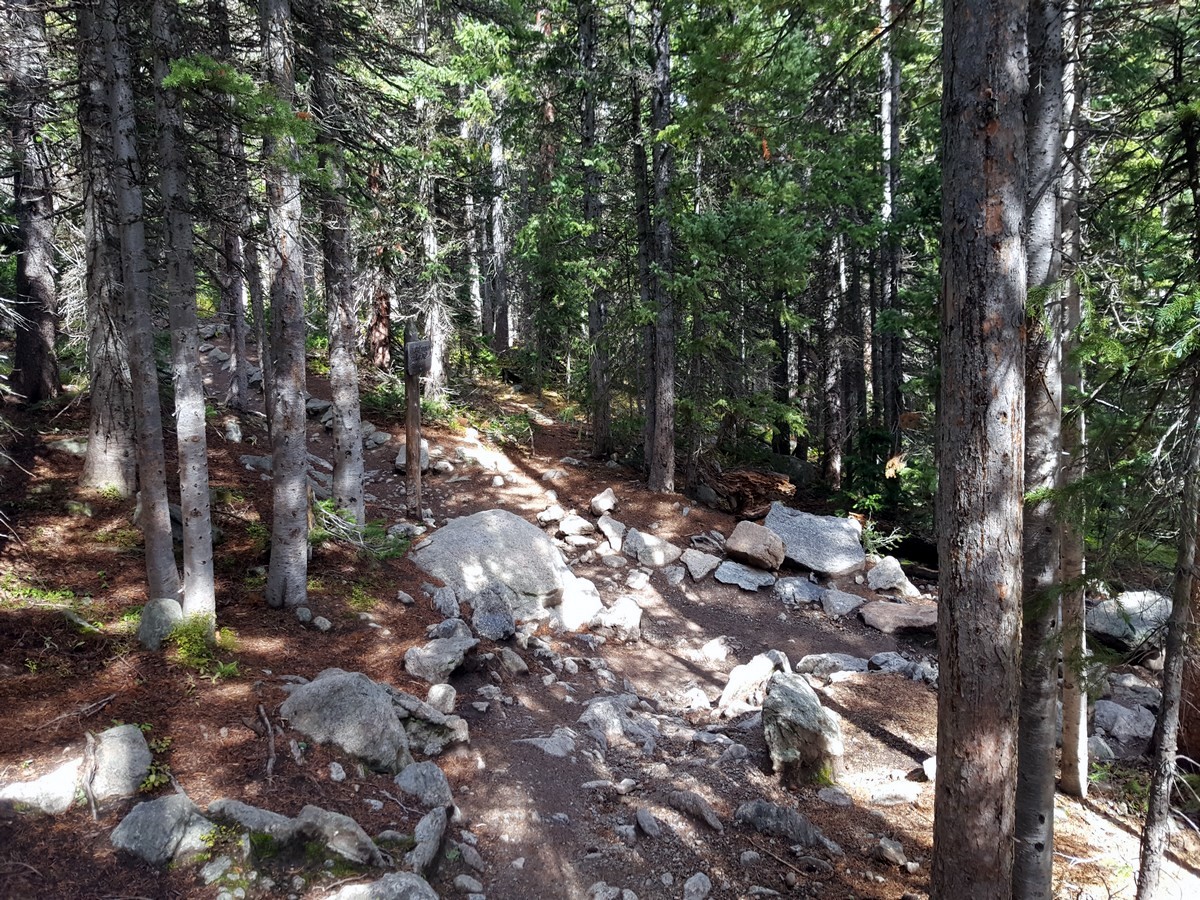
[
  {"left": 91, "top": 724, "right": 153, "bottom": 804},
  {"left": 280, "top": 669, "right": 413, "bottom": 772},
  {"left": 726, "top": 521, "right": 786, "bottom": 571},
  {"left": 410, "top": 510, "right": 573, "bottom": 620},
  {"left": 1086, "top": 590, "right": 1170, "bottom": 650},
  {"left": 111, "top": 794, "right": 213, "bottom": 866},
  {"left": 0, "top": 758, "right": 81, "bottom": 815},
  {"left": 718, "top": 650, "right": 791, "bottom": 716},
  {"left": 859, "top": 600, "right": 938, "bottom": 635},
  {"left": 762, "top": 672, "right": 844, "bottom": 783},
  {"left": 866, "top": 556, "right": 921, "bottom": 598},
  {"left": 138, "top": 597, "right": 183, "bottom": 651},
  {"left": 404, "top": 620, "right": 480, "bottom": 685},
  {"left": 764, "top": 503, "right": 865, "bottom": 575},
  {"left": 624, "top": 529, "right": 682, "bottom": 568},
  {"left": 393, "top": 761, "right": 453, "bottom": 808}
]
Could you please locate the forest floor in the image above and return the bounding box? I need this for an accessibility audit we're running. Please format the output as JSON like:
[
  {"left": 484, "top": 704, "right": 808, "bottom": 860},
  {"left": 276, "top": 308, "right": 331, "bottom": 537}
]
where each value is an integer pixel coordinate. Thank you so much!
[{"left": 1, "top": 344, "right": 1198, "bottom": 900}]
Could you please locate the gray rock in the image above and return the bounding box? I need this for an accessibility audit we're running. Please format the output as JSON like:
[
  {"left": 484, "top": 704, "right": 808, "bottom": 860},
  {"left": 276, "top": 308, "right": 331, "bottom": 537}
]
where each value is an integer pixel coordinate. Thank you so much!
[
  {"left": 869, "top": 782, "right": 922, "bottom": 806},
  {"left": 820, "top": 588, "right": 865, "bottom": 617},
  {"left": 625, "top": 569, "right": 650, "bottom": 591},
  {"left": 297, "top": 804, "right": 385, "bottom": 866},
  {"left": 714, "top": 561, "right": 776, "bottom": 592},
  {"left": 411, "top": 510, "right": 574, "bottom": 620},
  {"left": 665, "top": 566, "right": 686, "bottom": 586},
  {"left": 623, "top": 529, "right": 682, "bottom": 568},
  {"left": 454, "top": 874, "right": 484, "bottom": 894},
  {"left": 280, "top": 670, "right": 413, "bottom": 772},
  {"left": 1106, "top": 671, "right": 1163, "bottom": 709},
  {"left": 762, "top": 672, "right": 844, "bottom": 782},
  {"left": 327, "top": 873, "right": 438, "bottom": 900},
  {"left": 426, "top": 684, "right": 457, "bottom": 714},
  {"left": 681, "top": 548, "right": 721, "bottom": 581},
  {"left": 578, "top": 694, "right": 660, "bottom": 753},
  {"left": 593, "top": 596, "right": 643, "bottom": 642},
  {"left": 405, "top": 619, "right": 480, "bottom": 684},
  {"left": 1087, "top": 590, "right": 1171, "bottom": 649},
  {"left": 201, "top": 855, "right": 233, "bottom": 884},
  {"left": 666, "top": 790, "right": 723, "bottom": 832},
  {"left": 537, "top": 504, "right": 566, "bottom": 525},
  {"left": 796, "top": 653, "right": 868, "bottom": 679},
  {"left": 549, "top": 575, "right": 605, "bottom": 632},
  {"left": 306, "top": 397, "right": 333, "bottom": 415},
  {"left": 313, "top": 616, "right": 333, "bottom": 633},
  {"left": 394, "top": 440, "right": 431, "bottom": 474},
  {"left": 514, "top": 727, "right": 577, "bottom": 757},
  {"left": 597, "top": 515, "right": 627, "bottom": 553},
  {"left": 405, "top": 805, "right": 448, "bottom": 874},
  {"left": 46, "top": 437, "right": 89, "bottom": 456},
  {"left": 734, "top": 799, "right": 837, "bottom": 852},
  {"left": 1093, "top": 700, "right": 1156, "bottom": 744},
  {"left": 773, "top": 577, "right": 823, "bottom": 607},
  {"left": 635, "top": 807, "right": 661, "bottom": 837},
  {"left": 295, "top": 606, "right": 314, "bottom": 624},
  {"left": 877, "top": 837, "right": 908, "bottom": 866},
  {"left": 763, "top": 503, "right": 865, "bottom": 575},
  {"left": 138, "top": 598, "right": 184, "bottom": 651},
  {"left": 867, "top": 556, "right": 921, "bottom": 598},
  {"left": 1088, "top": 735, "right": 1115, "bottom": 762},
  {"left": 726, "top": 521, "right": 786, "bottom": 571},
  {"left": 394, "top": 762, "right": 453, "bottom": 808},
  {"left": 111, "top": 794, "right": 213, "bottom": 866},
  {"left": 432, "top": 460, "right": 453, "bottom": 474},
  {"left": 718, "top": 651, "right": 791, "bottom": 716},
  {"left": 468, "top": 584, "right": 518, "bottom": 641},
  {"left": 91, "top": 724, "right": 152, "bottom": 804},
  {"left": 683, "top": 873, "right": 712, "bottom": 900},
  {"left": 330, "top": 762, "right": 347, "bottom": 783},
  {"left": 208, "top": 799, "right": 298, "bottom": 841},
  {"left": 817, "top": 787, "right": 852, "bottom": 807},
  {"left": 0, "top": 757, "right": 81, "bottom": 814},
  {"left": 859, "top": 600, "right": 938, "bottom": 635},
  {"left": 431, "top": 587, "right": 460, "bottom": 619},
  {"left": 590, "top": 488, "right": 618, "bottom": 516},
  {"left": 210, "top": 348, "right": 231, "bottom": 363},
  {"left": 499, "top": 647, "right": 529, "bottom": 675},
  {"left": 560, "top": 514, "right": 596, "bottom": 536}
]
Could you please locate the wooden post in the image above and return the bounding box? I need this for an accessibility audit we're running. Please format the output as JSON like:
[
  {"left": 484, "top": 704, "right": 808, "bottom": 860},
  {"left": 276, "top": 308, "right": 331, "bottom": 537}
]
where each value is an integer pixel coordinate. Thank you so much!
[{"left": 403, "top": 327, "right": 432, "bottom": 518}]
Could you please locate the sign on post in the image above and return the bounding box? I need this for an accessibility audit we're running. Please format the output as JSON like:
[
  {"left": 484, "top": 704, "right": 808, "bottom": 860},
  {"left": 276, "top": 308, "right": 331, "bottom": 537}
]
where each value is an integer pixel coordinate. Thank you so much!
[{"left": 405, "top": 339, "right": 433, "bottom": 377}]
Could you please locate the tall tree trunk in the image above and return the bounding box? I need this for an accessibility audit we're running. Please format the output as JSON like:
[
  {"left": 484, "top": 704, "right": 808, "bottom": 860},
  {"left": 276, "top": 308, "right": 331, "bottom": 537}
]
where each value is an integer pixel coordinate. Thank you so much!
[
  {"left": 211, "top": 0, "right": 249, "bottom": 410},
  {"left": 153, "top": 0, "right": 216, "bottom": 622},
  {"left": 933, "top": 1, "right": 1028, "bottom": 897},
  {"left": 1136, "top": 372, "right": 1200, "bottom": 900},
  {"left": 879, "top": 0, "right": 903, "bottom": 454},
  {"left": 262, "top": 0, "right": 308, "bottom": 609},
  {"left": 843, "top": 240, "right": 867, "bottom": 443},
  {"left": 489, "top": 122, "right": 510, "bottom": 351},
  {"left": 78, "top": 0, "right": 137, "bottom": 497},
  {"left": 580, "top": 0, "right": 612, "bottom": 457},
  {"left": 314, "top": 12, "right": 365, "bottom": 525},
  {"left": 103, "top": 0, "right": 182, "bottom": 602},
  {"left": 647, "top": 0, "right": 675, "bottom": 493},
  {"left": 9, "top": 0, "right": 60, "bottom": 406},
  {"left": 1059, "top": 0, "right": 1089, "bottom": 800},
  {"left": 824, "top": 236, "right": 846, "bottom": 491},
  {"left": 1014, "top": 3, "right": 1065, "bottom": 896},
  {"left": 772, "top": 293, "right": 792, "bottom": 457},
  {"left": 415, "top": 0, "right": 449, "bottom": 398}
]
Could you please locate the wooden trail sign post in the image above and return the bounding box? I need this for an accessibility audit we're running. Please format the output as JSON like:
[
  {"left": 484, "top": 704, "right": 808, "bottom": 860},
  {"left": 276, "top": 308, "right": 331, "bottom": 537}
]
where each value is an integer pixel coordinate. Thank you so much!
[{"left": 404, "top": 330, "right": 431, "bottom": 517}]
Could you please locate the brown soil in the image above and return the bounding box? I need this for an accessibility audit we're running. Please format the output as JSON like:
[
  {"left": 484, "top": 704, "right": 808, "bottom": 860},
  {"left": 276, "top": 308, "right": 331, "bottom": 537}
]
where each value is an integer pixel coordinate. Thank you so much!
[{"left": 1, "top": 354, "right": 1198, "bottom": 900}]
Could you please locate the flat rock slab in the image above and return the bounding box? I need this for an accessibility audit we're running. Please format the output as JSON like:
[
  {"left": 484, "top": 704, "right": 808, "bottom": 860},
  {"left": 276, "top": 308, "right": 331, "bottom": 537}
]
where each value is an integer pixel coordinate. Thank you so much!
[
  {"left": 327, "top": 873, "right": 438, "bottom": 900},
  {"left": 821, "top": 588, "right": 865, "bottom": 617},
  {"left": 859, "top": 600, "right": 938, "bottom": 635},
  {"left": 764, "top": 503, "right": 865, "bottom": 575},
  {"left": 774, "top": 577, "right": 823, "bottom": 606},
  {"left": 714, "top": 561, "right": 776, "bottom": 591},
  {"left": 734, "top": 799, "right": 839, "bottom": 853},
  {"left": 682, "top": 548, "right": 721, "bottom": 581},
  {"left": 624, "top": 529, "right": 682, "bottom": 568}
]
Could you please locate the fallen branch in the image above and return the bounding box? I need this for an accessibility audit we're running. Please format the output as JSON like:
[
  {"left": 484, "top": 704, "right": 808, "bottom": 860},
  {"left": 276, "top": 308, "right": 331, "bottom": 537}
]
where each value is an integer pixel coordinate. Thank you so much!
[
  {"left": 258, "top": 704, "right": 276, "bottom": 779},
  {"left": 379, "top": 789, "right": 417, "bottom": 815},
  {"left": 81, "top": 731, "right": 99, "bottom": 821},
  {"left": 44, "top": 693, "right": 117, "bottom": 729},
  {"left": 747, "top": 838, "right": 829, "bottom": 878}
]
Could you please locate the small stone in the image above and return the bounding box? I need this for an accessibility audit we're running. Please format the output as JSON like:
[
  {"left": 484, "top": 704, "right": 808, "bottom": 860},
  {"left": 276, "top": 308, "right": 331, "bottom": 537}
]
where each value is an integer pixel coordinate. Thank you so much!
[
  {"left": 454, "top": 874, "right": 484, "bottom": 894},
  {"left": 817, "top": 787, "right": 852, "bottom": 807},
  {"left": 590, "top": 488, "right": 618, "bottom": 516},
  {"left": 511, "top": 857, "right": 525, "bottom": 870},
  {"left": 635, "top": 807, "right": 661, "bottom": 837},
  {"left": 740, "top": 850, "right": 761, "bottom": 867},
  {"left": 877, "top": 837, "right": 907, "bottom": 866},
  {"left": 683, "top": 872, "right": 712, "bottom": 900},
  {"left": 312, "top": 616, "right": 332, "bottom": 632},
  {"left": 492, "top": 476, "right": 506, "bottom": 487},
  {"left": 397, "top": 591, "right": 415, "bottom": 606},
  {"left": 426, "top": 684, "right": 457, "bottom": 714},
  {"left": 499, "top": 647, "right": 529, "bottom": 675},
  {"left": 329, "top": 762, "right": 346, "bottom": 783},
  {"left": 714, "top": 561, "right": 776, "bottom": 592},
  {"left": 625, "top": 570, "right": 650, "bottom": 591},
  {"left": 821, "top": 588, "right": 865, "bottom": 617}
]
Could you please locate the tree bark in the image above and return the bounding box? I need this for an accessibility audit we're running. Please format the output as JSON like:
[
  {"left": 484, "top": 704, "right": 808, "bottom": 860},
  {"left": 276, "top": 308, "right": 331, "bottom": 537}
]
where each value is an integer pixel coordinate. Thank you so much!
[
  {"left": 1136, "top": 373, "right": 1200, "bottom": 900},
  {"left": 879, "top": 0, "right": 903, "bottom": 454},
  {"left": 262, "top": 0, "right": 309, "bottom": 609},
  {"left": 933, "top": 1, "right": 1028, "bottom": 897},
  {"left": 314, "top": 10, "right": 365, "bottom": 525},
  {"left": 9, "top": 0, "right": 60, "bottom": 406},
  {"left": 1014, "top": 3, "right": 1065, "bottom": 895},
  {"left": 489, "top": 123, "right": 510, "bottom": 352},
  {"left": 581, "top": 0, "right": 612, "bottom": 458},
  {"left": 647, "top": 0, "right": 675, "bottom": 493},
  {"left": 153, "top": 0, "right": 216, "bottom": 622},
  {"left": 1058, "top": 0, "right": 1089, "bottom": 800},
  {"left": 103, "top": 0, "right": 182, "bottom": 603},
  {"left": 78, "top": 0, "right": 137, "bottom": 497}
]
